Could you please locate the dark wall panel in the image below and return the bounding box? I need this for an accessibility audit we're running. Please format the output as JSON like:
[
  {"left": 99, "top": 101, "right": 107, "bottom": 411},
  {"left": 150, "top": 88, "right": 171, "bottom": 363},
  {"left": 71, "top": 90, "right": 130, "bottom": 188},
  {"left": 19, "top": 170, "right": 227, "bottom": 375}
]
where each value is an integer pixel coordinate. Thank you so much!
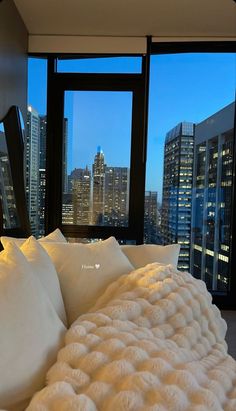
[{"left": 0, "top": 0, "right": 28, "bottom": 122}]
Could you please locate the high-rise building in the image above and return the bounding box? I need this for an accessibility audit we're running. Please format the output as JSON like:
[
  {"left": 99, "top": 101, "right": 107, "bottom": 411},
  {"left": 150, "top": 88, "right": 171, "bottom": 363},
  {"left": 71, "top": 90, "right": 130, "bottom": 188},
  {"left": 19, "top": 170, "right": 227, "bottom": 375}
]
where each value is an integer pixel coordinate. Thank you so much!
[
  {"left": 162, "top": 122, "right": 194, "bottom": 270},
  {"left": 62, "top": 193, "right": 74, "bottom": 225},
  {"left": 104, "top": 167, "right": 129, "bottom": 227},
  {"left": 62, "top": 118, "right": 68, "bottom": 194},
  {"left": 38, "top": 169, "right": 46, "bottom": 237},
  {"left": 25, "top": 106, "right": 40, "bottom": 236},
  {"left": 144, "top": 191, "right": 158, "bottom": 243},
  {"left": 68, "top": 167, "right": 91, "bottom": 225},
  {"left": 39, "top": 116, "right": 47, "bottom": 169},
  {"left": 191, "top": 102, "right": 235, "bottom": 292},
  {"left": 92, "top": 146, "right": 106, "bottom": 225},
  {"left": 38, "top": 115, "right": 47, "bottom": 237}
]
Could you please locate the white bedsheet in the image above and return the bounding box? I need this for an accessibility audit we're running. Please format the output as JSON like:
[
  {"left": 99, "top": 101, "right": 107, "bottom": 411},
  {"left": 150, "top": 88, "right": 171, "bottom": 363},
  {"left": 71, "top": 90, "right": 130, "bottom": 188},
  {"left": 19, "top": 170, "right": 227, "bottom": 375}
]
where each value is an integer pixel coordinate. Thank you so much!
[{"left": 26, "top": 263, "right": 236, "bottom": 411}]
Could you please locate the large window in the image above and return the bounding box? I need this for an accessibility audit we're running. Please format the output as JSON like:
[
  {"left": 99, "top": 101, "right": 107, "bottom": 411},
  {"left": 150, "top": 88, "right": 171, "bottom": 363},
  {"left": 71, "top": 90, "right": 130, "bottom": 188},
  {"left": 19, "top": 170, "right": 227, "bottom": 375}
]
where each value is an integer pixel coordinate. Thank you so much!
[
  {"left": 27, "top": 45, "right": 236, "bottom": 306},
  {"left": 46, "top": 56, "right": 146, "bottom": 242},
  {"left": 145, "top": 46, "right": 236, "bottom": 305}
]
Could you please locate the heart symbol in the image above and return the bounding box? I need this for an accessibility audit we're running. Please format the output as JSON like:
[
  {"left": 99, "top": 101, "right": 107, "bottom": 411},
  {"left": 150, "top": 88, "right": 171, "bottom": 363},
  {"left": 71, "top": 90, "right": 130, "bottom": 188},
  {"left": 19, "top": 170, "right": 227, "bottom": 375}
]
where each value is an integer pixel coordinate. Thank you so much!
[{"left": 95, "top": 263, "right": 100, "bottom": 269}]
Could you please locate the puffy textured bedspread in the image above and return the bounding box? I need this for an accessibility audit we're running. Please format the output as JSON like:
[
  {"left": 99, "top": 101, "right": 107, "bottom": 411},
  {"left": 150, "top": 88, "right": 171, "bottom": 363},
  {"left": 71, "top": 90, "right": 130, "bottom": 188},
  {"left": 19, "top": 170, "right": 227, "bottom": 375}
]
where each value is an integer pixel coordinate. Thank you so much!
[{"left": 27, "top": 263, "right": 236, "bottom": 411}]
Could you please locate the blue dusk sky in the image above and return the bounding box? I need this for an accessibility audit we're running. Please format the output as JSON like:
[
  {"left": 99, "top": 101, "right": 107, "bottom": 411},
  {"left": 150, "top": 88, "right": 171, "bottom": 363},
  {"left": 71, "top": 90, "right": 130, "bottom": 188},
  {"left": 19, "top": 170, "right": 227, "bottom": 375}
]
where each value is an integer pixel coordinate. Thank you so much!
[{"left": 28, "top": 53, "right": 236, "bottom": 201}]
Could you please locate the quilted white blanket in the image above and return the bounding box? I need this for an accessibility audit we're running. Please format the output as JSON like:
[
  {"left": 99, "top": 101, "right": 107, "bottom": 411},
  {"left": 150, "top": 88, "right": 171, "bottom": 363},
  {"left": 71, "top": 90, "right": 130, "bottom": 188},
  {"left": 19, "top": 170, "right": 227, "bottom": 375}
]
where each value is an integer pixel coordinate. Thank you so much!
[{"left": 27, "top": 263, "right": 236, "bottom": 411}]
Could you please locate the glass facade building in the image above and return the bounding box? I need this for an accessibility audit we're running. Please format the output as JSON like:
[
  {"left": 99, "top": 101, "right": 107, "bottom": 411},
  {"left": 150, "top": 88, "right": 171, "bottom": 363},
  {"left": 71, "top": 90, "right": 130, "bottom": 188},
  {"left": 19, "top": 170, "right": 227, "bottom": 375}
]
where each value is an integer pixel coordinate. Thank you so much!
[
  {"left": 38, "top": 115, "right": 47, "bottom": 237},
  {"left": 104, "top": 167, "right": 129, "bottom": 227},
  {"left": 162, "top": 122, "right": 195, "bottom": 270},
  {"left": 69, "top": 167, "right": 92, "bottom": 225},
  {"left": 144, "top": 191, "right": 158, "bottom": 243},
  {"left": 25, "top": 106, "right": 40, "bottom": 236},
  {"left": 191, "top": 102, "right": 235, "bottom": 292},
  {"left": 92, "top": 147, "right": 106, "bottom": 225}
]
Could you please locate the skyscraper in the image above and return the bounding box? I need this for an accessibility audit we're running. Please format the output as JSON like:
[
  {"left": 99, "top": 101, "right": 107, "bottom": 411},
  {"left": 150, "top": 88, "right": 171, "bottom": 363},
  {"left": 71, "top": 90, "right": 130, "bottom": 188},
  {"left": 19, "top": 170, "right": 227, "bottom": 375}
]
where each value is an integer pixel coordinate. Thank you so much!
[
  {"left": 39, "top": 115, "right": 47, "bottom": 169},
  {"left": 162, "top": 122, "right": 194, "bottom": 270},
  {"left": 25, "top": 106, "right": 40, "bottom": 236},
  {"left": 191, "top": 102, "right": 235, "bottom": 292},
  {"left": 104, "top": 167, "right": 129, "bottom": 227},
  {"left": 144, "top": 191, "right": 158, "bottom": 243},
  {"left": 62, "top": 193, "right": 74, "bottom": 225},
  {"left": 38, "top": 115, "right": 47, "bottom": 236},
  {"left": 92, "top": 146, "right": 106, "bottom": 225},
  {"left": 70, "top": 167, "right": 91, "bottom": 225},
  {"left": 62, "top": 118, "right": 68, "bottom": 194}
]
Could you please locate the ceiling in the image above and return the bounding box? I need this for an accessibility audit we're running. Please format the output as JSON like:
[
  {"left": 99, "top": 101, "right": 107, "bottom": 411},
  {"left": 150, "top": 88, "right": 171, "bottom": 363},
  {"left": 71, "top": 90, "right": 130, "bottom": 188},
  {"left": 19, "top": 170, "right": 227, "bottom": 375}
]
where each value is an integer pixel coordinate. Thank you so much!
[{"left": 13, "top": 0, "right": 236, "bottom": 38}]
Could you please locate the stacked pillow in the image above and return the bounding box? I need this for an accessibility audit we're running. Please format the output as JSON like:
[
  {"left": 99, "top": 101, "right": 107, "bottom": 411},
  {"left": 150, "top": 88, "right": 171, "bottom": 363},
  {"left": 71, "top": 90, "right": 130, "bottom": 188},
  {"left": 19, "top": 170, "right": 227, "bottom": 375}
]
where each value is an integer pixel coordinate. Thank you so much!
[
  {"left": 40, "top": 238, "right": 180, "bottom": 325},
  {"left": 0, "top": 227, "right": 67, "bottom": 247},
  {"left": 1, "top": 232, "right": 67, "bottom": 326},
  {"left": 1, "top": 230, "right": 180, "bottom": 328},
  {"left": 121, "top": 243, "right": 180, "bottom": 268},
  {"left": 41, "top": 236, "right": 134, "bottom": 325},
  {"left": 0, "top": 242, "right": 66, "bottom": 411},
  {"left": 38, "top": 227, "right": 67, "bottom": 242}
]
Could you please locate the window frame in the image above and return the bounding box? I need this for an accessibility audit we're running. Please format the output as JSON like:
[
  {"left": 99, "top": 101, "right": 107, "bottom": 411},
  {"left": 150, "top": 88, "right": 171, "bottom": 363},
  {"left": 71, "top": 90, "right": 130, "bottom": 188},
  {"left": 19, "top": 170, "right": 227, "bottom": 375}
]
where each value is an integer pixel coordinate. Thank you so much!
[
  {"left": 45, "top": 55, "right": 149, "bottom": 243},
  {"left": 29, "top": 42, "right": 236, "bottom": 308},
  {"left": 0, "top": 106, "right": 31, "bottom": 239}
]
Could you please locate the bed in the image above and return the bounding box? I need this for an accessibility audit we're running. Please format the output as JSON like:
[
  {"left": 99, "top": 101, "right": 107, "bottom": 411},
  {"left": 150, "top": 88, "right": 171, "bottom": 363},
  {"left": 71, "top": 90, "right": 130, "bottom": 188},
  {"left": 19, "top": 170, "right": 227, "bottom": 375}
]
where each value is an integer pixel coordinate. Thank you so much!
[{"left": 0, "top": 232, "right": 236, "bottom": 411}]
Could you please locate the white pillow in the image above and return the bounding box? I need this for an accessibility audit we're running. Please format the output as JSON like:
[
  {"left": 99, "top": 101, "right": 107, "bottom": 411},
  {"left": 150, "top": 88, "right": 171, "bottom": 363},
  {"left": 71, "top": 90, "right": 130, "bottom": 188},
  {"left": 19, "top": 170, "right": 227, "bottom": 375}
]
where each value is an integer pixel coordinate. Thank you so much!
[
  {"left": 121, "top": 243, "right": 180, "bottom": 268},
  {"left": 39, "top": 228, "right": 67, "bottom": 243},
  {"left": 1, "top": 236, "right": 67, "bottom": 326},
  {"left": 41, "top": 237, "right": 134, "bottom": 325},
  {"left": 0, "top": 243, "right": 66, "bottom": 411},
  {"left": 0, "top": 228, "right": 67, "bottom": 248},
  {"left": 21, "top": 237, "right": 67, "bottom": 325}
]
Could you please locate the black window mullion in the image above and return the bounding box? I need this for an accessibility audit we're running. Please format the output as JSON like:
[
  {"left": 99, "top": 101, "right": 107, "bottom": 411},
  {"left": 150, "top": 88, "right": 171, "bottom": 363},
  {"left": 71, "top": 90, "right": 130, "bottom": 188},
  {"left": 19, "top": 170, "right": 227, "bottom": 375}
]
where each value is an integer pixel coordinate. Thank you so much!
[
  {"left": 150, "top": 41, "right": 236, "bottom": 55},
  {"left": 45, "top": 58, "right": 64, "bottom": 233}
]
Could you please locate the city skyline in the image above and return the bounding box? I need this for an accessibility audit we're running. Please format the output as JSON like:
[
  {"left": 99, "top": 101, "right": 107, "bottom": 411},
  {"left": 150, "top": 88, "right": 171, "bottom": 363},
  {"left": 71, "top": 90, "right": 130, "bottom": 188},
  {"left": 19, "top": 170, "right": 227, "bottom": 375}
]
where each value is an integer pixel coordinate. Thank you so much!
[
  {"left": 0, "top": 53, "right": 235, "bottom": 303},
  {"left": 64, "top": 146, "right": 130, "bottom": 228},
  {"left": 1, "top": 98, "right": 234, "bottom": 293}
]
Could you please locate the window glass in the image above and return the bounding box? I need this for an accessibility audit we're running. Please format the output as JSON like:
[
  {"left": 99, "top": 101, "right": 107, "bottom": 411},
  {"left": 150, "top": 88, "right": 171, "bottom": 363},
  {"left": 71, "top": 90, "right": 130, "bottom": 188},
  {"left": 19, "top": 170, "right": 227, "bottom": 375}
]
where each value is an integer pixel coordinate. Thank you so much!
[
  {"left": 146, "top": 52, "right": 236, "bottom": 293},
  {"left": 62, "top": 90, "right": 132, "bottom": 227},
  {"left": 57, "top": 56, "right": 142, "bottom": 73}
]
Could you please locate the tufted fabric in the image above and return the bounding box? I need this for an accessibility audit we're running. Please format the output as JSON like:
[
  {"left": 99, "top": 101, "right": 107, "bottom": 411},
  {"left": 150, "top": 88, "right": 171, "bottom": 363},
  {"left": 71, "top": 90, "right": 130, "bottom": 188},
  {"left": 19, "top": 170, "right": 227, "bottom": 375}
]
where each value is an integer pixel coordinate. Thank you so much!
[{"left": 26, "top": 263, "right": 236, "bottom": 411}]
